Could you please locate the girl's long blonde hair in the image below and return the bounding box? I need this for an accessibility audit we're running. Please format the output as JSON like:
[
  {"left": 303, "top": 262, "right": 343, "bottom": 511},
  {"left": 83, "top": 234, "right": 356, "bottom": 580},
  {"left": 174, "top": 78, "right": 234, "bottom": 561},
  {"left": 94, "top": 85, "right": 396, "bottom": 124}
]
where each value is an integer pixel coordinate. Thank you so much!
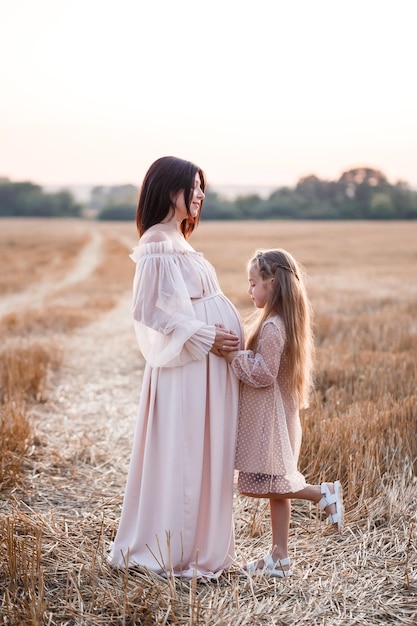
[{"left": 245, "top": 249, "right": 314, "bottom": 408}]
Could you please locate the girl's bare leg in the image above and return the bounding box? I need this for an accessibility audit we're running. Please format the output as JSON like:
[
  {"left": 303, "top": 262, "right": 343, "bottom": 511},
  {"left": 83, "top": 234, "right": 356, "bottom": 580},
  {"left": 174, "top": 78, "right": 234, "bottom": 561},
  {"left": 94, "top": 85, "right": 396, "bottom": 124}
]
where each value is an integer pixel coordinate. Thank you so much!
[
  {"left": 285, "top": 484, "right": 321, "bottom": 503},
  {"left": 245, "top": 498, "right": 291, "bottom": 571},
  {"left": 241, "top": 482, "right": 341, "bottom": 571},
  {"left": 270, "top": 498, "right": 291, "bottom": 565},
  {"left": 271, "top": 483, "right": 340, "bottom": 531}
]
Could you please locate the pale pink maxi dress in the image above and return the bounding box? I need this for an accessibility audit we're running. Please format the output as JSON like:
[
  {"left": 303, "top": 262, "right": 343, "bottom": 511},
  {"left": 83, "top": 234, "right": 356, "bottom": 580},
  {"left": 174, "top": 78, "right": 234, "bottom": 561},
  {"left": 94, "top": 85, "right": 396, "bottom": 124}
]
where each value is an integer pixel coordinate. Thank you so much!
[{"left": 108, "top": 240, "right": 243, "bottom": 578}]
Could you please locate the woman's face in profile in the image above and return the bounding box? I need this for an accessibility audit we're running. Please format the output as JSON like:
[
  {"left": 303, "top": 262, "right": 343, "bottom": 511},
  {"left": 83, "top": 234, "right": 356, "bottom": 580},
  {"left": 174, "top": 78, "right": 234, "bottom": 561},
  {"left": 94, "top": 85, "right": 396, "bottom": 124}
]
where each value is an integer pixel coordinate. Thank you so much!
[{"left": 173, "top": 173, "right": 205, "bottom": 221}]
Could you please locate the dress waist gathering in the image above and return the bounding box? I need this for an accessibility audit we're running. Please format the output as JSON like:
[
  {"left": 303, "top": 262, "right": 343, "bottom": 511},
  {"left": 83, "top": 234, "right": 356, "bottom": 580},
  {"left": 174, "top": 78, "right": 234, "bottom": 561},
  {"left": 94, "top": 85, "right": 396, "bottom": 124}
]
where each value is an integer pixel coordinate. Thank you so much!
[{"left": 191, "top": 291, "right": 223, "bottom": 303}]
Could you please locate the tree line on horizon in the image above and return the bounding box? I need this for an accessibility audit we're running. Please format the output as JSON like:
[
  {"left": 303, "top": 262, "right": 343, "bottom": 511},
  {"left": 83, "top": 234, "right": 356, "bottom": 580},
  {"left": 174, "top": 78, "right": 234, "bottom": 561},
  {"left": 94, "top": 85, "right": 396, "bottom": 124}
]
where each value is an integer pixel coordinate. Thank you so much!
[
  {"left": 1, "top": 168, "right": 417, "bottom": 220},
  {"left": 0, "top": 179, "right": 82, "bottom": 218}
]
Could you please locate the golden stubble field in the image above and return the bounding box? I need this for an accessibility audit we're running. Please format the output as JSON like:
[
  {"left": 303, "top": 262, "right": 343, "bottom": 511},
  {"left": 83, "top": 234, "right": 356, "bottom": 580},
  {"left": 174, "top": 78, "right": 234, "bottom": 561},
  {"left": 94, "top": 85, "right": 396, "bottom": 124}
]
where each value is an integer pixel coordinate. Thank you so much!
[{"left": 0, "top": 217, "right": 416, "bottom": 625}]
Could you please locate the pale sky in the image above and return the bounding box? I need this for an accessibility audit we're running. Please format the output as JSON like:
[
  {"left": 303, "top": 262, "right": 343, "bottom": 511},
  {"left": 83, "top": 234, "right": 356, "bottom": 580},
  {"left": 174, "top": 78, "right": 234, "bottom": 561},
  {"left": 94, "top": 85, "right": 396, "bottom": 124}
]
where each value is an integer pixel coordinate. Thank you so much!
[{"left": 1, "top": 0, "right": 416, "bottom": 191}]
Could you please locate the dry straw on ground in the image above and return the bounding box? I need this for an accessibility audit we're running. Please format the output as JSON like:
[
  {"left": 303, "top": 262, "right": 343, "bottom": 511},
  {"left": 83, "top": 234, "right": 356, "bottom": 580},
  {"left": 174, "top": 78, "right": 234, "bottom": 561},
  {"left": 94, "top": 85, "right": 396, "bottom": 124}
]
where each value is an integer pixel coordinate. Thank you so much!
[{"left": 1, "top": 218, "right": 416, "bottom": 625}]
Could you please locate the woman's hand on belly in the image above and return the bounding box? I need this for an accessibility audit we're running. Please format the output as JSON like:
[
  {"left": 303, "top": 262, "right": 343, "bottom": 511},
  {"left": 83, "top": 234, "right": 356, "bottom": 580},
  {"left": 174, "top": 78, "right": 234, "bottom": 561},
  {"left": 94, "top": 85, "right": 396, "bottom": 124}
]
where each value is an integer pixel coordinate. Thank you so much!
[{"left": 210, "top": 324, "right": 240, "bottom": 356}]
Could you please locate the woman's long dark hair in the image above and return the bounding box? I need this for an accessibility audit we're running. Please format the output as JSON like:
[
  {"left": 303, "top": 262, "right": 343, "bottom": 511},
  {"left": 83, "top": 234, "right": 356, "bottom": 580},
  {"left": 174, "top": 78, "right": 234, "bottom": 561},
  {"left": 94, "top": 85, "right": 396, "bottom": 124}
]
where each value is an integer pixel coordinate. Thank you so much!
[{"left": 136, "top": 156, "right": 206, "bottom": 238}]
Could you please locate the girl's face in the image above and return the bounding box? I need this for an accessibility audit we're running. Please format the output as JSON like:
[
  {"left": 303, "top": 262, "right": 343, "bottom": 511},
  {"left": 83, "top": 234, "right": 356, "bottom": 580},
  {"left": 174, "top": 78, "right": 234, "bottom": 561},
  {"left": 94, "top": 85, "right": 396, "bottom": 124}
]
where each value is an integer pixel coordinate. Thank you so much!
[
  {"left": 173, "top": 173, "right": 205, "bottom": 221},
  {"left": 248, "top": 265, "right": 273, "bottom": 308}
]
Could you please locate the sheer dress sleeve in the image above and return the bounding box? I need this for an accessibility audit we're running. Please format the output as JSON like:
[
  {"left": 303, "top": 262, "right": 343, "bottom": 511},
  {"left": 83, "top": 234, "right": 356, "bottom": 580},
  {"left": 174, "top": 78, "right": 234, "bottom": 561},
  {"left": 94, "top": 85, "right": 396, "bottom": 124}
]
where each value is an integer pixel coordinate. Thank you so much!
[
  {"left": 231, "top": 319, "right": 284, "bottom": 387},
  {"left": 130, "top": 242, "right": 216, "bottom": 368}
]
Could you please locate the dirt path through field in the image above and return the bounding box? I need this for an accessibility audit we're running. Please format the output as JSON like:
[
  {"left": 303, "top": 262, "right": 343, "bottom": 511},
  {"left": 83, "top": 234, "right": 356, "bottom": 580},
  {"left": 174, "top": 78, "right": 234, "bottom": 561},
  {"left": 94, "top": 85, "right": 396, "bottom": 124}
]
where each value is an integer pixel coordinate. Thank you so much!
[
  {"left": 23, "top": 233, "right": 143, "bottom": 517},
  {"left": 33, "top": 298, "right": 141, "bottom": 507},
  {"left": 0, "top": 230, "right": 104, "bottom": 318}
]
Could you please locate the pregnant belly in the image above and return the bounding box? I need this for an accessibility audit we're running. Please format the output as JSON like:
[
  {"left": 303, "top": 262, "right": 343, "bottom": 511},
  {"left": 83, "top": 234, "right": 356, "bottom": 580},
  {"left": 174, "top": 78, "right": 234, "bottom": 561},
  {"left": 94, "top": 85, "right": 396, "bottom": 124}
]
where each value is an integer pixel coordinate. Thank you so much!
[{"left": 192, "top": 292, "right": 243, "bottom": 346}]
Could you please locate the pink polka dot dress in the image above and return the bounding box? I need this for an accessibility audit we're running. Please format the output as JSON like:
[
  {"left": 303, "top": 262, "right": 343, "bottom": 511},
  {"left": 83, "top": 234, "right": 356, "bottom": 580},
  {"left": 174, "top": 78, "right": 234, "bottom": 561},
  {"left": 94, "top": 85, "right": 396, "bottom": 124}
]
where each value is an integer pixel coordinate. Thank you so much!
[{"left": 231, "top": 315, "right": 307, "bottom": 495}]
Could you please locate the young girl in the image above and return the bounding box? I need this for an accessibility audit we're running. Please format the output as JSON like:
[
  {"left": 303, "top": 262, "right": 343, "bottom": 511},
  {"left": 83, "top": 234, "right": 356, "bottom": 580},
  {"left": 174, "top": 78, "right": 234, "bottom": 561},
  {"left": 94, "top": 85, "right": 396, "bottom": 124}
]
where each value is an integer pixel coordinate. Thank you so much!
[{"left": 222, "top": 249, "right": 343, "bottom": 578}]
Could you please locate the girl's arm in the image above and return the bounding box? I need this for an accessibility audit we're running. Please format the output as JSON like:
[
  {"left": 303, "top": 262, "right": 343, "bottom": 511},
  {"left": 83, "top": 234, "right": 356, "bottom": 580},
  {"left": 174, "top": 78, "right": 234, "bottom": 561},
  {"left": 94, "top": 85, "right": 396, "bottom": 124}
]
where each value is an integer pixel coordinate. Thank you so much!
[{"left": 228, "top": 320, "right": 284, "bottom": 387}]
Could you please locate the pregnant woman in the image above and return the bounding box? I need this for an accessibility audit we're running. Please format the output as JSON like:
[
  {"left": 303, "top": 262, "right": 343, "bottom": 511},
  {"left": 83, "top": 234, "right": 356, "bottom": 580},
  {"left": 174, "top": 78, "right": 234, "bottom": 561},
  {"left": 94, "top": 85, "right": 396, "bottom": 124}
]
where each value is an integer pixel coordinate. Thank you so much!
[{"left": 108, "top": 156, "right": 243, "bottom": 579}]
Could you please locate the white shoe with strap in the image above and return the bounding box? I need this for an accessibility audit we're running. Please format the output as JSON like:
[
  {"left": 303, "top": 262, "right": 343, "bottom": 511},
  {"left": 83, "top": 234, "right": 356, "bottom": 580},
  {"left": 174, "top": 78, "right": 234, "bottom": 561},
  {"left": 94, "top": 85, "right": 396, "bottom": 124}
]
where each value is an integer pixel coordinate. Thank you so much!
[
  {"left": 319, "top": 480, "right": 344, "bottom": 532},
  {"left": 245, "top": 554, "right": 292, "bottom": 578}
]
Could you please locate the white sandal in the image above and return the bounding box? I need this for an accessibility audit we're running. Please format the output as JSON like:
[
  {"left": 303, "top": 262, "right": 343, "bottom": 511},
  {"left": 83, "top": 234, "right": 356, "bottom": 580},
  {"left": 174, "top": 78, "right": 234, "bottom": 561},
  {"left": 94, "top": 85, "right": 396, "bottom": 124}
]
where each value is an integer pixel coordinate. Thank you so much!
[
  {"left": 245, "top": 554, "right": 292, "bottom": 578},
  {"left": 319, "top": 480, "right": 344, "bottom": 532}
]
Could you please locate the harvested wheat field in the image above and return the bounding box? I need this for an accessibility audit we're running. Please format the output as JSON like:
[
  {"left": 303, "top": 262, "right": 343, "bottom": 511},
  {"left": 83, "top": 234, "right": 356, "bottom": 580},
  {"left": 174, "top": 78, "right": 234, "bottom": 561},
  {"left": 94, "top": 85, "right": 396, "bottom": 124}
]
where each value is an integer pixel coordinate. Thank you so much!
[{"left": 1, "top": 217, "right": 416, "bottom": 625}]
